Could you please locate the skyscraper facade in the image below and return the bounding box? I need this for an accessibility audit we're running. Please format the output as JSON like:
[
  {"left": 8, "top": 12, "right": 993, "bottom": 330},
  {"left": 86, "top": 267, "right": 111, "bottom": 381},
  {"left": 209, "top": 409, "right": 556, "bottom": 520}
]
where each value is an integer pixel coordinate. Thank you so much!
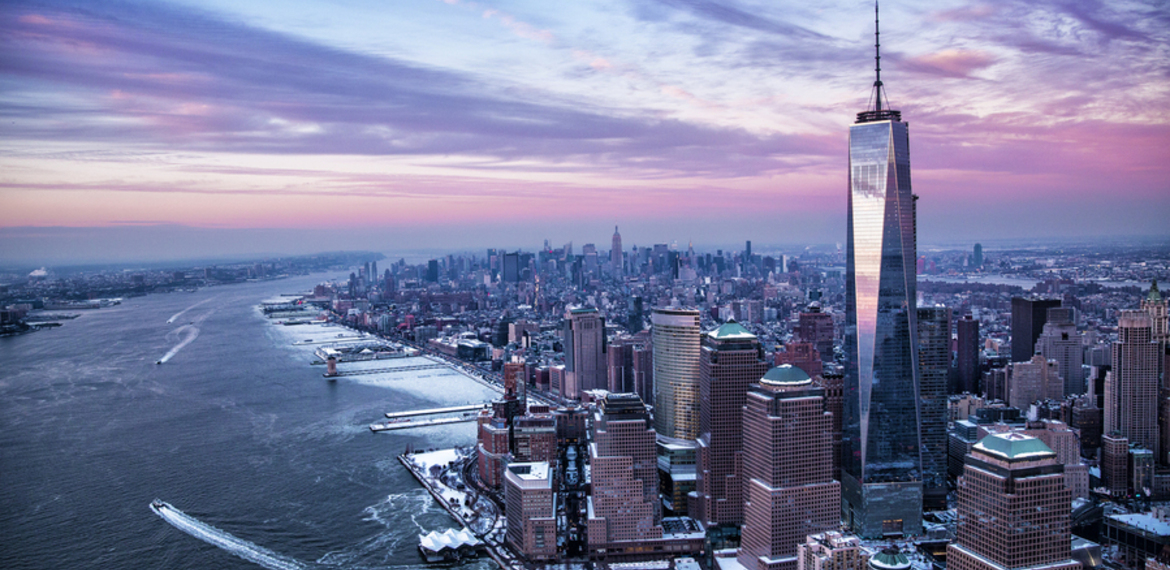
[
  {"left": 738, "top": 365, "right": 840, "bottom": 570},
  {"left": 947, "top": 433, "right": 1078, "bottom": 570},
  {"left": 1035, "top": 307, "right": 1084, "bottom": 396},
  {"left": 1010, "top": 297, "right": 1061, "bottom": 363},
  {"left": 612, "top": 226, "right": 623, "bottom": 279},
  {"left": 587, "top": 393, "right": 663, "bottom": 552},
  {"left": 917, "top": 306, "right": 950, "bottom": 511},
  {"left": 564, "top": 307, "right": 606, "bottom": 399},
  {"left": 956, "top": 315, "right": 980, "bottom": 394},
  {"left": 652, "top": 308, "right": 702, "bottom": 440},
  {"left": 1104, "top": 310, "right": 1160, "bottom": 453},
  {"left": 842, "top": 7, "right": 923, "bottom": 536},
  {"left": 694, "top": 321, "right": 771, "bottom": 527}
]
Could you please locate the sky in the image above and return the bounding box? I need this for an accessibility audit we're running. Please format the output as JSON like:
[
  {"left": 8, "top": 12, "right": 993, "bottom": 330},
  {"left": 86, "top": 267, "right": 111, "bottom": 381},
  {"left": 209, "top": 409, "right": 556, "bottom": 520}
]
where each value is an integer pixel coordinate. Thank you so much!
[{"left": 1, "top": 0, "right": 1168, "bottom": 264}]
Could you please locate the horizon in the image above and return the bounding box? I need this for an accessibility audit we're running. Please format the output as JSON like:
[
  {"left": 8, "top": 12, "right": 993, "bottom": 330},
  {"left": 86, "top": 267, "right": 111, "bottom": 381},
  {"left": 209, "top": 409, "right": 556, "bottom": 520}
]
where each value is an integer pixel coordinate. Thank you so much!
[{"left": 2, "top": 0, "right": 1168, "bottom": 264}]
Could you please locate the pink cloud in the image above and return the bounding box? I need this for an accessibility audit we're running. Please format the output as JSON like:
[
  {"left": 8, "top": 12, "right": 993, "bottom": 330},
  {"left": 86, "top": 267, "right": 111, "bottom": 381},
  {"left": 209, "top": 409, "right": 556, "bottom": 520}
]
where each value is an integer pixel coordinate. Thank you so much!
[{"left": 902, "top": 49, "right": 997, "bottom": 78}]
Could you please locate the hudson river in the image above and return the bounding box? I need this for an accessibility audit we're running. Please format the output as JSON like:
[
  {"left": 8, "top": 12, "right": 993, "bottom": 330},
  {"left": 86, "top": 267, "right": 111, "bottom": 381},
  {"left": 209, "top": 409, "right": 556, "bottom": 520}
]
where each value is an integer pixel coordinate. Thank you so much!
[{"left": 0, "top": 274, "right": 496, "bottom": 570}]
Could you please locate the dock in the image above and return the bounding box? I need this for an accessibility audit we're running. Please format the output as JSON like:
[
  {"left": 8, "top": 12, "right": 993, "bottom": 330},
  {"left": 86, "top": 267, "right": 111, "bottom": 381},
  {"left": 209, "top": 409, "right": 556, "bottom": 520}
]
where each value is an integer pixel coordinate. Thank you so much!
[
  {"left": 385, "top": 403, "right": 489, "bottom": 419},
  {"left": 370, "top": 415, "right": 478, "bottom": 432},
  {"left": 327, "top": 363, "right": 447, "bottom": 377}
]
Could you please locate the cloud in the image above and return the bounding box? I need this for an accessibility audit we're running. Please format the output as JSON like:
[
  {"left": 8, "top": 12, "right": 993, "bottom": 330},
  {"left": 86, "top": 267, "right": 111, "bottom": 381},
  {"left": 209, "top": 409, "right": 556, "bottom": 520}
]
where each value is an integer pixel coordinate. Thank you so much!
[
  {"left": 0, "top": 0, "right": 834, "bottom": 178},
  {"left": 901, "top": 49, "right": 996, "bottom": 78}
]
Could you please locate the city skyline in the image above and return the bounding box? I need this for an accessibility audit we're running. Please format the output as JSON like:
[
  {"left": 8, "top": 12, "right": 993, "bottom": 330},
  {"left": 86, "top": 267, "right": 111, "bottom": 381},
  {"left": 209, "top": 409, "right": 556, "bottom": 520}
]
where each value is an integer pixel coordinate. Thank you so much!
[{"left": 3, "top": 0, "right": 1169, "bottom": 265}]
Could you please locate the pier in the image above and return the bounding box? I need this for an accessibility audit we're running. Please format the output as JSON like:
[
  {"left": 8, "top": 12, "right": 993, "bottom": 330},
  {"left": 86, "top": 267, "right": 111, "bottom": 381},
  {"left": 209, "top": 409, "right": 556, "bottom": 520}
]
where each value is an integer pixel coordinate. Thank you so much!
[
  {"left": 385, "top": 403, "right": 488, "bottom": 419},
  {"left": 325, "top": 363, "right": 446, "bottom": 377},
  {"left": 370, "top": 416, "right": 479, "bottom": 432}
]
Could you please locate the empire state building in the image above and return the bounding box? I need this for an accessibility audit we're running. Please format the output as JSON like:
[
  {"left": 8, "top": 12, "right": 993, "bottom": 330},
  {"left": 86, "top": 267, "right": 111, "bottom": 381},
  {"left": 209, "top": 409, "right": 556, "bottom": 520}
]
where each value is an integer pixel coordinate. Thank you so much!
[{"left": 841, "top": 1, "right": 923, "bottom": 538}]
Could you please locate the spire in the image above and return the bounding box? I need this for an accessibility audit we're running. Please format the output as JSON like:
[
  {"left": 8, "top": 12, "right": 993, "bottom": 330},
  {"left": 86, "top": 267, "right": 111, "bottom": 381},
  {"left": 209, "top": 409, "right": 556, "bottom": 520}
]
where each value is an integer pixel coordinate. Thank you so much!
[
  {"left": 856, "top": 0, "right": 901, "bottom": 124},
  {"left": 1149, "top": 279, "right": 1162, "bottom": 303},
  {"left": 874, "top": 0, "right": 882, "bottom": 112}
]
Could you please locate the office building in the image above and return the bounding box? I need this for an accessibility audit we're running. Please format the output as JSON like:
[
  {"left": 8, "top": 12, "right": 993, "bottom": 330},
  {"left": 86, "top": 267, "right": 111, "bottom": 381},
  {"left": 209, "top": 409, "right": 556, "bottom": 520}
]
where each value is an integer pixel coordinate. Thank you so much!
[
  {"left": 695, "top": 321, "right": 771, "bottom": 527},
  {"left": 947, "top": 433, "right": 1078, "bottom": 570},
  {"left": 1006, "top": 356, "right": 1064, "bottom": 409},
  {"left": 564, "top": 307, "right": 606, "bottom": 399},
  {"left": 653, "top": 308, "right": 702, "bottom": 440},
  {"left": 842, "top": 8, "right": 923, "bottom": 536},
  {"left": 918, "top": 306, "right": 950, "bottom": 511},
  {"left": 1011, "top": 297, "right": 1062, "bottom": 363},
  {"left": 1104, "top": 311, "right": 1160, "bottom": 453},
  {"left": 587, "top": 393, "right": 663, "bottom": 553},
  {"left": 504, "top": 462, "right": 556, "bottom": 561},
  {"left": 739, "top": 365, "right": 840, "bottom": 570},
  {"left": 775, "top": 342, "right": 823, "bottom": 378},
  {"left": 797, "top": 532, "right": 870, "bottom": 570},
  {"left": 1036, "top": 307, "right": 1084, "bottom": 396},
  {"left": 797, "top": 304, "right": 835, "bottom": 362},
  {"left": 956, "top": 315, "right": 980, "bottom": 394},
  {"left": 612, "top": 226, "right": 623, "bottom": 279}
]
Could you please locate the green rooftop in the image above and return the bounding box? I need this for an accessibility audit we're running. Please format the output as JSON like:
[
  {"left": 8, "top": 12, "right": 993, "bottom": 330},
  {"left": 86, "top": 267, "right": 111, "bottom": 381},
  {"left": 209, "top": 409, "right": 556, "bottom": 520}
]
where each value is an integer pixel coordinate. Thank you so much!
[
  {"left": 974, "top": 432, "right": 1055, "bottom": 461},
  {"left": 760, "top": 364, "right": 811, "bottom": 386},
  {"left": 869, "top": 547, "right": 911, "bottom": 570},
  {"left": 1150, "top": 279, "right": 1162, "bottom": 303},
  {"left": 707, "top": 319, "right": 756, "bottom": 340}
]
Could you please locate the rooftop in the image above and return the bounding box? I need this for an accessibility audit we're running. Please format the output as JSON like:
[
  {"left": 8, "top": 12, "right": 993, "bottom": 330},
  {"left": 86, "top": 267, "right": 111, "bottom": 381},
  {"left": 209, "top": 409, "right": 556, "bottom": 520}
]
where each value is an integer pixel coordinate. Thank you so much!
[
  {"left": 708, "top": 319, "right": 756, "bottom": 341},
  {"left": 975, "top": 432, "right": 1056, "bottom": 461},
  {"left": 760, "top": 364, "right": 812, "bottom": 386}
]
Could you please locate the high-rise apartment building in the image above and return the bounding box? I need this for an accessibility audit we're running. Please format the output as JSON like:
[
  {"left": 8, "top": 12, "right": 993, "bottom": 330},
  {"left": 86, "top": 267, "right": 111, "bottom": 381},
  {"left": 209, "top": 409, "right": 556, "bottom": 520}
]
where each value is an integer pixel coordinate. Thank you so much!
[
  {"left": 504, "top": 462, "right": 556, "bottom": 561},
  {"left": 652, "top": 308, "right": 702, "bottom": 440},
  {"left": 1036, "top": 307, "right": 1084, "bottom": 396},
  {"left": 917, "top": 306, "right": 950, "bottom": 511},
  {"left": 1011, "top": 297, "right": 1062, "bottom": 363},
  {"left": 695, "top": 321, "right": 771, "bottom": 527},
  {"left": 842, "top": 6, "right": 923, "bottom": 537},
  {"left": 564, "top": 307, "right": 606, "bottom": 399},
  {"left": 739, "top": 365, "right": 840, "bottom": 570},
  {"left": 1104, "top": 310, "right": 1160, "bottom": 453},
  {"left": 956, "top": 315, "right": 980, "bottom": 394},
  {"left": 947, "top": 433, "right": 1078, "bottom": 570},
  {"left": 587, "top": 393, "right": 663, "bottom": 553}
]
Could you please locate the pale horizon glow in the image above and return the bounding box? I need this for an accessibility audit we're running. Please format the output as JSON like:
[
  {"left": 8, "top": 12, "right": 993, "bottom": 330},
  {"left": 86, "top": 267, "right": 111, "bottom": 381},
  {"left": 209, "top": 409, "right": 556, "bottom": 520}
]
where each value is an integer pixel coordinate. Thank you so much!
[{"left": 1, "top": 0, "right": 1168, "bottom": 264}]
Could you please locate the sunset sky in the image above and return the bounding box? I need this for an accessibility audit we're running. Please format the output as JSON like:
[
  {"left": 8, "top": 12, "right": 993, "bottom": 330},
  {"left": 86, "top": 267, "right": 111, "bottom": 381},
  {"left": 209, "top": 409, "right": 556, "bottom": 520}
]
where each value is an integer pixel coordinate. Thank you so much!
[{"left": 1, "top": 0, "right": 1168, "bottom": 263}]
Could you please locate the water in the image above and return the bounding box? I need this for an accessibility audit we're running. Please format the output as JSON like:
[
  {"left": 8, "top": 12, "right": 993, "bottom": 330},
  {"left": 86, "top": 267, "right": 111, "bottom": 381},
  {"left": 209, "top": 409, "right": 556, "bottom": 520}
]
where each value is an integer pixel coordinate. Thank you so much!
[{"left": 0, "top": 274, "right": 497, "bottom": 570}]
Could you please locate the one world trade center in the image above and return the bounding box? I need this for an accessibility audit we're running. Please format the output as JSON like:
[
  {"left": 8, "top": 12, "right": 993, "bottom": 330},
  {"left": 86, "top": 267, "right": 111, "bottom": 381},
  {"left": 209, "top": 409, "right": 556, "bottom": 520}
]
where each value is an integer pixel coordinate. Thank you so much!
[{"left": 841, "top": 1, "right": 922, "bottom": 538}]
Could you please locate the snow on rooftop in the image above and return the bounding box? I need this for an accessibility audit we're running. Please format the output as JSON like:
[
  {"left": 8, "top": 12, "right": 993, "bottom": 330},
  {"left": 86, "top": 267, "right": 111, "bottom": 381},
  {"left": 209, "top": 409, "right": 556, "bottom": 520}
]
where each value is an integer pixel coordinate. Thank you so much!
[{"left": 1109, "top": 513, "right": 1170, "bottom": 536}]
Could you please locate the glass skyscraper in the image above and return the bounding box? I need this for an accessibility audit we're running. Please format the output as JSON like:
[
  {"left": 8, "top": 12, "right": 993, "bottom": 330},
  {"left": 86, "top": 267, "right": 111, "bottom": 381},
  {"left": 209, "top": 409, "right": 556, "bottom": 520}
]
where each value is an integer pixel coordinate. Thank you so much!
[{"left": 841, "top": 4, "right": 923, "bottom": 536}]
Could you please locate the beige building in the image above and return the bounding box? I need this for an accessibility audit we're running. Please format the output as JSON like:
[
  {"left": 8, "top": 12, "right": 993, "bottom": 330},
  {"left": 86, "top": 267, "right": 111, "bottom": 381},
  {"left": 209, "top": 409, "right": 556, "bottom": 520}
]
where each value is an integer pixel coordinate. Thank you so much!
[
  {"left": 947, "top": 432, "right": 1080, "bottom": 570},
  {"left": 797, "top": 532, "right": 870, "bottom": 570},
  {"left": 1105, "top": 311, "right": 1161, "bottom": 454},
  {"left": 504, "top": 462, "right": 556, "bottom": 561},
  {"left": 587, "top": 393, "right": 662, "bottom": 552},
  {"left": 738, "top": 366, "right": 840, "bottom": 570}
]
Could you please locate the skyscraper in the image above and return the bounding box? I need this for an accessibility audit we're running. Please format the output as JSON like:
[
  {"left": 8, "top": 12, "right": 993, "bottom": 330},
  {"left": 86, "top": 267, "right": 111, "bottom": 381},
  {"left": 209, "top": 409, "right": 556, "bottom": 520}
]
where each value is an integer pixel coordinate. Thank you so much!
[
  {"left": 947, "top": 433, "right": 1078, "bottom": 570},
  {"left": 652, "top": 308, "right": 702, "bottom": 440},
  {"left": 1035, "top": 307, "right": 1084, "bottom": 396},
  {"left": 1010, "top": 297, "right": 1061, "bottom": 363},
  {"left": 842, "top": 2, "right": 923, "bottom": 537},
  {"left": 504, "top": 462, "right": 556, "bottom": 561},
  {"left": 695, "top": 321, "right": 771, "bottom": 527},
  {"left": 738, "top": 366, "right": 840, "bottom": 570},
  {"left": 564, "top": 307, "right": 606, "bottom": 399},
  {"left": 1104, "top": 310, "right": 1159, "bottom": 453},
  {"left": 956, "top": 315, "right": 980, "bottom": 394},
  {"left": 586, "top": 393, "right": 662, "bottom": 553},
  {"left": 917, "top": 306, "right": 950, "bottom": 511},
  {"left": 611, "top": 226, "right": 623, "bottom": 279}
]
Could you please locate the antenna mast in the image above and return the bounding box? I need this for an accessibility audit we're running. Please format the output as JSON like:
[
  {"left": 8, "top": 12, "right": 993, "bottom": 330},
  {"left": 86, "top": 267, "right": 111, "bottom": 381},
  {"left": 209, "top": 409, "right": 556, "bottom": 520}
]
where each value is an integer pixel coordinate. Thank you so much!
[{"left": 874, "top": 0, "right": 882, "bottom": 111}]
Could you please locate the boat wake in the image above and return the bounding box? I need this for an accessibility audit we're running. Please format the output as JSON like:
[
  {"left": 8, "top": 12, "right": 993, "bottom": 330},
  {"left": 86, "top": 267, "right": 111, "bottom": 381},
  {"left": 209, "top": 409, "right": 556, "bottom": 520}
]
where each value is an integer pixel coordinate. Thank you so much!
[
  {"left": 150, "top": 500, "right": 310, "bottom": 570},
  {"left": 157, "top": 325, "right": 199, "bottom": 364},
  {"left": 166, "top": 298, "right": 215, "bottom": 324}
]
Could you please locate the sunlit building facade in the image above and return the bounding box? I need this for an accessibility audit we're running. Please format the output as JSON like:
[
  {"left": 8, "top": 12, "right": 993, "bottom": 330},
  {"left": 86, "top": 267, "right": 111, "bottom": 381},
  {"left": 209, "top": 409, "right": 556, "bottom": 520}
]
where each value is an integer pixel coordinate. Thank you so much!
[{"left": 842, "top": 68, "right": 923, "bottom": 536}]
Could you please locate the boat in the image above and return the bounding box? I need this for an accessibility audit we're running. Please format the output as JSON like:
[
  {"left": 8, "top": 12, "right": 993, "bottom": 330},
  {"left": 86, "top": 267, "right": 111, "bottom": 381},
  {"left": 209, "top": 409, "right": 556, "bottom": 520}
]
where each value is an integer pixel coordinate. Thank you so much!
[
  {"left": 156, "top": 360, "right": 162, "bottom": 365},
  {"left": 150, "top": 499, "right": 166, "bottom": 511}
]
